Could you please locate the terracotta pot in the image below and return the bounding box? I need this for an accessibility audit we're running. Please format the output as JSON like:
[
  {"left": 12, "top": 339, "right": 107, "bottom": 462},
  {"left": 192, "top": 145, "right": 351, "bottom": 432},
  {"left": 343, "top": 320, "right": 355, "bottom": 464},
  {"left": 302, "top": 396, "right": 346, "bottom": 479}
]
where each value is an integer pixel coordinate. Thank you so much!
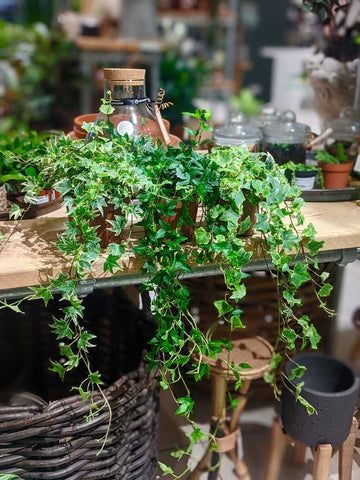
[
  {"left": 218, "top": 198, "right": 257, "bottom": 237},
  {"left": 156, "top": 198, "right": 198, "bottom": 241},
  {"left": 73, "top": 114, "right": 172, "bottom": 143},
  {"left": 90, "top": 205, "right": 126, "bottom": 249},
  {"left": 73, "top": 113, "right": 97, "bottom": 129},
  {"left": 318, "top": 161, "right": 353, "bottom": 189}
]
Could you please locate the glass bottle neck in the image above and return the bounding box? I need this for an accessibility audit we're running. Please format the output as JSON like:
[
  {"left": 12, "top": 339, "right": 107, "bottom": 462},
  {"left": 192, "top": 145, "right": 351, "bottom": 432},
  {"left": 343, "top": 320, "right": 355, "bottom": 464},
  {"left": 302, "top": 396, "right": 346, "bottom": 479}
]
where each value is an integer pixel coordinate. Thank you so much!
[{"left": 104, "top": 80, "right": 147, "bottom": 103}]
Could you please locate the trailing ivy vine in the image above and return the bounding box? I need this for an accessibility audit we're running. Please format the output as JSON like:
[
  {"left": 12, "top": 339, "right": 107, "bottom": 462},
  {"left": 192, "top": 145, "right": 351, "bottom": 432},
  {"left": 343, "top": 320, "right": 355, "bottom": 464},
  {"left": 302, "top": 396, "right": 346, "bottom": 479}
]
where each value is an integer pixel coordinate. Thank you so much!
[{"left": 0, "top": 109, "right": 333, "bottom": 476}]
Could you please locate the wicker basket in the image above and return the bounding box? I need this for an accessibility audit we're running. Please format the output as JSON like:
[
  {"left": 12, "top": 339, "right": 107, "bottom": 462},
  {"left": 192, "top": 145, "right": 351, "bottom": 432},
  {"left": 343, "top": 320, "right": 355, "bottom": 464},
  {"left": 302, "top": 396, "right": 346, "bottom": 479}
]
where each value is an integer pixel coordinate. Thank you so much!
[{"left": 0, "top": 288, "right": 159, "bottom": 479}]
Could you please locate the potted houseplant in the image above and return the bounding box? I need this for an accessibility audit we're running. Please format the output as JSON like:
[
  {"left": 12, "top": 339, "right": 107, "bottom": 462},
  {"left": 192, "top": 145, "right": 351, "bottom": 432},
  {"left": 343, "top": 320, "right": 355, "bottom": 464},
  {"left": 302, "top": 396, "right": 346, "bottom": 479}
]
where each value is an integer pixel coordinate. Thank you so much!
[
  {"left": 282, "top": 161, "right": 321, "bottom": 190},
  {"left": 0, "top": 109, "right": 333, "bottom": 476},
  {"left": 0, "top": 130, "right": 60, "bottom": 217},
  {"left": 315, "top": 145, "right": 354, "bottom": 188}
]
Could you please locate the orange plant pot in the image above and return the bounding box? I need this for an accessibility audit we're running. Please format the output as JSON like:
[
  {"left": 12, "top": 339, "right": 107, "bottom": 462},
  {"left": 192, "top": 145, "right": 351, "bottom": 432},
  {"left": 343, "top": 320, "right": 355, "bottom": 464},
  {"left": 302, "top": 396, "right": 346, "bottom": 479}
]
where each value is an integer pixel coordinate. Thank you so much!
[{"left": 318, "top": 161, "right": 353, "bottom": 189}]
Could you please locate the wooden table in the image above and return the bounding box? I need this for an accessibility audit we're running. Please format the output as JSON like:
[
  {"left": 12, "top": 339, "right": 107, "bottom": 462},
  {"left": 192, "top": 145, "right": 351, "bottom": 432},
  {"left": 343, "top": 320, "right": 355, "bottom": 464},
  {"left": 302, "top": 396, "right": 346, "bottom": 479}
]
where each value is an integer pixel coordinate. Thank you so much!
[{"left": 0, "top": 202, "right": 359, "bottom": 299}]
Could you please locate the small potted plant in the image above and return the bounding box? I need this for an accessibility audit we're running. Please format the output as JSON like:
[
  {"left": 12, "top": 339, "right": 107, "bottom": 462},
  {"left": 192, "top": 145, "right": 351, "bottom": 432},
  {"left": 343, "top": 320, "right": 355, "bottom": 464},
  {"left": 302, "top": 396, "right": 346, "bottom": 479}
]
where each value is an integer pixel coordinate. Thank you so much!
[
  {"left": 282, "top": 161, "right": 320, "bottom": 190},
  {"left": 0, "top": 130, "right": 60, "bottom": 218},
  {"left": 315, "top": 145, "right": 354, "bottom": 188}
]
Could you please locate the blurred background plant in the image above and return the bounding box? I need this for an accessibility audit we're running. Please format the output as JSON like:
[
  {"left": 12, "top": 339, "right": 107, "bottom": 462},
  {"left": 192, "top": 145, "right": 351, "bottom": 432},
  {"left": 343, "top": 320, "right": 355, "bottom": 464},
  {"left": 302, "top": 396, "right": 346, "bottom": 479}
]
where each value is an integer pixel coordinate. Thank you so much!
[
  {"left": 0, "top": 17, "right": 80, "bottom": 133},
  {"left": 229, "top": 88, "right": 263, "bottom": 116},
  {"left": 159, "top": 18, "right": 211, "bottom": 130},
  {"left": 302, "top": 0, "right": 359, "bottom": 61}
]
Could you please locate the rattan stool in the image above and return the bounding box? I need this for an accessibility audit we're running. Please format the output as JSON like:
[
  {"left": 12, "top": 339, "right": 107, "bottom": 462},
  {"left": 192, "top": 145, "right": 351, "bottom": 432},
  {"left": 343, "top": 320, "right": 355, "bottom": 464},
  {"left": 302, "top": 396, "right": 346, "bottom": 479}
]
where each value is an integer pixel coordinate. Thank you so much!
[
  {"left": 264, "top": 416, "right": 359, "bottom": 480},
  {"left": 187, "top": 336, "right": 273, "bottom": 480}
]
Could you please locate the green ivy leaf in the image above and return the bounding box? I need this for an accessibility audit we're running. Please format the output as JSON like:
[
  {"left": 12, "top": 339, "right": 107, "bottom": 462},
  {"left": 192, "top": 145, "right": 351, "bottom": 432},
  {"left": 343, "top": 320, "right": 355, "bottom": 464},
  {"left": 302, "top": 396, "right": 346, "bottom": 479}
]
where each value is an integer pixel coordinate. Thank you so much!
[
  {"left": 282, "top": 328, "right": 298, "bottom": 349},
  {"left": 31, "top": 286, "right": 53, "bottom": 306},
  {"left": 77, "top": 331, "right": 97, "bottom": 351},
  {"left": 195, "top": 227, "right": 210, "bottom": 245},
  {"left": 158, "top": 462, "right": 174, "bottom": 476},
  {"left": 230, "top": 285, "right": 246, "bottom": 301},
  {"left": 318, "top": 283, "right": 333, "bottom": 297},
  {"left": 289, "top": 365, "right": 307, "bottom": 380},
  {"left": 89, "top": 371, "right": 102, "bottom": 385},
  {"left": 99, "top": 104, "right": 115, "bottom": 115},
  {"left": 71, "top": 386, "right": 90, "bottom": 401},
  {"left": 49, "top": 360, "right": 66, "bottom": 380},
  {"left": 175, "top": 395, "right": 194, "bottom": 417},
  {"left": 214, "top": 299, "right": 232, "bottom": 316},
  {"left": 103, "top": 254, "right": 121, "bottom": 274},
  {"left": 230, "top": 315, "right": 244, "bottom": 331},
  {"left": 290, "top": 262, "right": 311, "bottom": 288},
  {"left": 51, "top": 317, "right": 73, "bottom": 339},
  {"left": 320, "top": 271, "right": 330, "bottom": 282},
  {"left": 9, "top": 204, "right": 23, "bottom": 220}
]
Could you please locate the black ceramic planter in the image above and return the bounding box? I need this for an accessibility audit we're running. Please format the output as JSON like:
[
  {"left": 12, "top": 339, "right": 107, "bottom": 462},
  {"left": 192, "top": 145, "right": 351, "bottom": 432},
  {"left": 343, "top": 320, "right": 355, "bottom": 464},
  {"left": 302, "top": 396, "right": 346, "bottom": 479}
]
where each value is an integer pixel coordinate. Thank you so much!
[
  {"left": 293, "top": 170, "right": 316, "bottom": 190},
  {"left": 281, "top": 353, "right": 359, "bottom": 449}
]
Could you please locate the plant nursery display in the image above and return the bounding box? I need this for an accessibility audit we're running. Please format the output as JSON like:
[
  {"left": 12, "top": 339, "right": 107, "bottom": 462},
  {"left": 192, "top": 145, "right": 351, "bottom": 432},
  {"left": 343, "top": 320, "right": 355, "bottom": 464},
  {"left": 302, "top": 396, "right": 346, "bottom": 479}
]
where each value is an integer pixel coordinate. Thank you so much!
[{"left": 0, "top": 96, "right": 335, "bottom": 477}]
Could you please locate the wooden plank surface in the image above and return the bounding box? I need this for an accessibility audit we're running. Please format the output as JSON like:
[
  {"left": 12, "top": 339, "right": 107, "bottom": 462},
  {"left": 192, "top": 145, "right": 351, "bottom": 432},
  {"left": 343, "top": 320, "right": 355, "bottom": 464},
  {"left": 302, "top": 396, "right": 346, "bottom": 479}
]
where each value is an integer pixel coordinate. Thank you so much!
[
  {"left": 75, "top": 36, "right": 164, "bottom": 53},
  {"left": 0, "top": 202, "right": 359, "bottom": 291}
]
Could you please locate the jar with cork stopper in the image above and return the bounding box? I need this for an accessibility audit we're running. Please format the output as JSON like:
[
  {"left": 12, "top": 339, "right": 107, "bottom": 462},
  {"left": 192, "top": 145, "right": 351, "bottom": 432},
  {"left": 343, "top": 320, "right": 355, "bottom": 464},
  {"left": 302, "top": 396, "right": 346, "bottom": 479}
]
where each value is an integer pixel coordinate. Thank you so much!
[{"left": 94, "top": 68, "right": 170, "bottom": 143}]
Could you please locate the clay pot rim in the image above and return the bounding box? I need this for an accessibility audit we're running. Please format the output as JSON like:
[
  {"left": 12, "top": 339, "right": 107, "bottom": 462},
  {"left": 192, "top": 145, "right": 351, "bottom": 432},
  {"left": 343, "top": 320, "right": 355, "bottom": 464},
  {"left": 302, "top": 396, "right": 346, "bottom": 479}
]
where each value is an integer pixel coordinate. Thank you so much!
[
  {"left": 285, "top": 353, "right": 360, "bottom": 398},
  {"left": 74, "top": 113, "right": 98, "bottom": 127},
  {"left": 318, "top": 160, "right": 354, "bottom": 172}
]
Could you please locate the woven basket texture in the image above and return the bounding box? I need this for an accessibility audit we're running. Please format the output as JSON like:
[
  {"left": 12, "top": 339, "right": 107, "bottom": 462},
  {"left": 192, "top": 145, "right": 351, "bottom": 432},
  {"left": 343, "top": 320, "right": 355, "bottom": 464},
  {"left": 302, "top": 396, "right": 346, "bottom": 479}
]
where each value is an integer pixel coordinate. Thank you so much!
[{"left": 0, "top": 287, "right": 159, "bottom": 479}]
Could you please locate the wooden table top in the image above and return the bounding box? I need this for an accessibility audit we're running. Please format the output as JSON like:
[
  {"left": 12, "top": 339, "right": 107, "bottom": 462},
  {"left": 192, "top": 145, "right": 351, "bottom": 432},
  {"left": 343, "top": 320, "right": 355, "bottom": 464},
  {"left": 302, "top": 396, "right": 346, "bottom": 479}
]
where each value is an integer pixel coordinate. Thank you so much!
[{"left": 0, "top": 202, "right": 359, "bottom": 291}]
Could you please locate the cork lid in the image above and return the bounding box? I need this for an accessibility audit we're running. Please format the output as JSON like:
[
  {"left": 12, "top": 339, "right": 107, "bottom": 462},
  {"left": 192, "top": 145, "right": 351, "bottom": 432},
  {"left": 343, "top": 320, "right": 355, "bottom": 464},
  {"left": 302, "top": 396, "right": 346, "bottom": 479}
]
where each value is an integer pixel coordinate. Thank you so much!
[{"left": 103, "top": 68, "right": 145, "bottom": 85}]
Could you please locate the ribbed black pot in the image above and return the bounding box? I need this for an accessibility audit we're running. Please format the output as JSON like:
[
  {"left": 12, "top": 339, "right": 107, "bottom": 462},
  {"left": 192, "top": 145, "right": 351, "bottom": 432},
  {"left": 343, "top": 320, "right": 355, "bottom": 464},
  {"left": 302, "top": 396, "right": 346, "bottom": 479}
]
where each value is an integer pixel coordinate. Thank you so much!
[{"left": 281, "top": 353, "right": 359, "bottom": 448}]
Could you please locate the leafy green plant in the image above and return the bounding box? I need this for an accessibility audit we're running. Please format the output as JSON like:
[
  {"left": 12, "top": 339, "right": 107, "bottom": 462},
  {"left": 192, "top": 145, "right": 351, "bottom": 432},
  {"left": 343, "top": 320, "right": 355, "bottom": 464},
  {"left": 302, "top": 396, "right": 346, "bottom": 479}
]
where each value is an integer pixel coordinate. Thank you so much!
[
  {"left": 0, "top": 20, "right": 80, "bottom": 132},
  {"left": 0, "top": 130, "right": 49, "bottom": 191},
  {"left": 282, "top": 161, "right": 323, "bottom": 188},
  {"left": 0, "top": 108, "right": 333, "bottom": 475},
  {"left": 229, "top": 88, "right": 263, "bottom": 116},
  {"left": 315, "top": 143, "right": 349, "bottom": 164}
]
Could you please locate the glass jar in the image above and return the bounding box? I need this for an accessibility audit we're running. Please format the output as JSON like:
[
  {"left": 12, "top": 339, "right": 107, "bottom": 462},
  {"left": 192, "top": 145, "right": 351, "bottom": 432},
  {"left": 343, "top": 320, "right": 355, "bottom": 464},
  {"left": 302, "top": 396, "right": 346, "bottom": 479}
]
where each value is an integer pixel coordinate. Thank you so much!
[
  {"left": 250, "top": 106, "right": 280, "bottom": 130},
  {"left": 213, "top": 115, "right": 262, "bottom": 152},
  {"left": 263, "top": 110, "right": 311, "bottom": 165},
  {"left": 94, "top": 68, "right": 162, "bottom": 140},
  {"left": 325, "top": 107, "right": 360, "bottom": 162}
]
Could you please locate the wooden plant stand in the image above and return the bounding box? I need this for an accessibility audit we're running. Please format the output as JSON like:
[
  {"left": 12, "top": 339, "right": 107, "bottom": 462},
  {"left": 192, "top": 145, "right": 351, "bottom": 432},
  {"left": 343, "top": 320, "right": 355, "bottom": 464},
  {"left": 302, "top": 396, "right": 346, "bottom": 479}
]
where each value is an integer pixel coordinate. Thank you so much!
[
  {"left": 187, "top": 336, "right": 273, "bottom": 480},
  {"left": 264, "top": 417, "right": 359, "bottom": 480}
]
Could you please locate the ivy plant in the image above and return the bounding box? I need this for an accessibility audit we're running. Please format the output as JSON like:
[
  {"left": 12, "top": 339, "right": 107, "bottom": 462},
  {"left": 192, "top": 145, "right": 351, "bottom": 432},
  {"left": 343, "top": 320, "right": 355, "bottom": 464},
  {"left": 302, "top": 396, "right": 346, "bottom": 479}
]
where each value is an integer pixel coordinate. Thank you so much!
[{"left": 0, "top": 109, "right": 333, "bottom": 476}]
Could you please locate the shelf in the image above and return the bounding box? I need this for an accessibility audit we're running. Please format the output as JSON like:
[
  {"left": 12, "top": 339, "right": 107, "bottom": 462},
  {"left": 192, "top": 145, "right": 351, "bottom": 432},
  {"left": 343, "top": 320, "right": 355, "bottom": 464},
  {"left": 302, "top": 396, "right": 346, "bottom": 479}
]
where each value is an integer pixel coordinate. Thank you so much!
[
  {"left": 0, "top": 202, "right": 360, "bottom": 298},
  {"left": 158, "top": 11, "right": 237, "bottom": 27}
]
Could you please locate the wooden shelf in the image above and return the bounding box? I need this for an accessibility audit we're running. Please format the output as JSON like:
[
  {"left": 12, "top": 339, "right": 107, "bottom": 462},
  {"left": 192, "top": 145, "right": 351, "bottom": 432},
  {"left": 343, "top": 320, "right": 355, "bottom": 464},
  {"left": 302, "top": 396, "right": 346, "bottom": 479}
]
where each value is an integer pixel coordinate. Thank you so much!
[{"left": 0, "top": 202, "right": 360, "bottom": 292}]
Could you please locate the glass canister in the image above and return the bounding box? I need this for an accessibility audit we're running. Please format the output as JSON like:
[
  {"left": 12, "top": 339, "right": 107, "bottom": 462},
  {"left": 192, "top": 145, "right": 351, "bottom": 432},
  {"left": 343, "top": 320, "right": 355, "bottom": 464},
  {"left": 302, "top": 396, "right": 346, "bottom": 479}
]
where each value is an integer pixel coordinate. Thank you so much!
[
  {"left": 213, "top": 115, "right": 262, "bottom": 152},
  {"left": 263, "top": 110, "right": 311, "bottom": 165},
  {"left": 250, "top": 105, "right": 280, "bottom": 130},
  {"left": 325, "top": 107, "right": 360, "bottom": 162},
  {"left": 94, "top": 68, "right": 164, "bottom": 140}
]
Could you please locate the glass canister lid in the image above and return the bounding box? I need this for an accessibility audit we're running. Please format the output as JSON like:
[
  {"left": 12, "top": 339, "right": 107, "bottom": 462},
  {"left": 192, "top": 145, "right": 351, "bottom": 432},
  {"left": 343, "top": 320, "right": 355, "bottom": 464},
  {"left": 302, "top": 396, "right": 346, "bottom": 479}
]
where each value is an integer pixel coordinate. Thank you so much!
[
  {"left": 213, "top": 119, "right": 262, "bottom": 146},
  {"left": 251, "top": 105, "right": 280, "bottom": 129},
  {"left": 326, "top": 107, "right": 360, "bottom": 142},
  {"left": 263, "top": 110, "right": 310, "bottom": 144}
]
